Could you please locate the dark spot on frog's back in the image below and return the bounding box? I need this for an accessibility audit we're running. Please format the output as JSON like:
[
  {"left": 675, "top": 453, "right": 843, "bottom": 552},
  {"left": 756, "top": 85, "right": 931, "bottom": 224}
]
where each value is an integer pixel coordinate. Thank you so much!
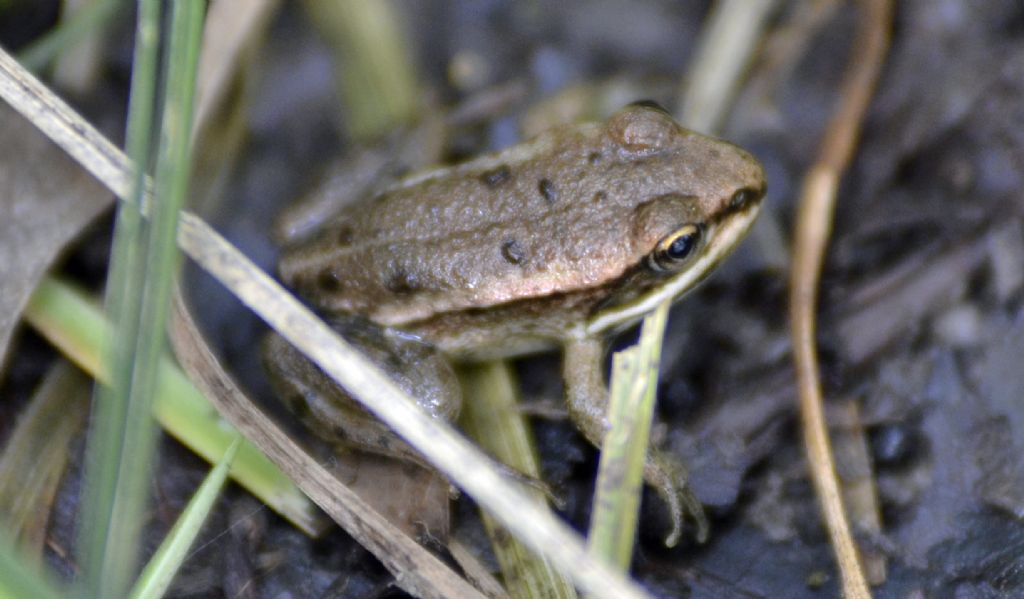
[
  {"left": 383, "top": 350, "right": 404, "bottom": 371},
  {"left": 480, "top": 165, "right": 511, "bottom": 188},
  {"left": 538, "top": 178, "right": 558, "bottom": 204},
  {"left": 336, "top": 225, "right": 354, "bottom": 247},
  {"left": 501, "top": 239, "right": 527, "bottom": 265},
  {"left": 317, "top": 268, "right": 343, "bottom": 293},
  {"left": 587, "top": 151, "right": 603, "bottom": 164},
  {"left": 593, "top": 190, "right": 607, "bottom": 203},
  {"left": 385, "top": 266, "right": 422, "bottom": 295},
  {"left": 288, "top": 394, "right": 311, "bottom": 418}
]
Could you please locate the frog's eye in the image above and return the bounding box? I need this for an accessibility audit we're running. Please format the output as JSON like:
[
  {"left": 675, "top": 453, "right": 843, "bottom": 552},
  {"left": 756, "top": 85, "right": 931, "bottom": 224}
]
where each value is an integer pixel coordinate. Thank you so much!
[{"left": 649, "top": 224, "right": 703, "bottom": 272}]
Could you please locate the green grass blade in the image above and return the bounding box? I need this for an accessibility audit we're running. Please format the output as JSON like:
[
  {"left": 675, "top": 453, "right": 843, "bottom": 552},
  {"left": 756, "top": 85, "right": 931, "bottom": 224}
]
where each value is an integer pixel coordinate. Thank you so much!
[
  {"left": 0, "top": 536, "right": 63, "bottom": 599},
  {"left": 303, "top": 0, "right": 420, "bottom": 141},
  {"left": 79, "top": 2, "right": 206, "bottom": 596},
  {"left": 587, "top": 301, "right": 670, "bottom": 570},
  {"left": 128, "top": 437, "right": 241, "bottom": 599},
  {"left": 17, "top": 0, "right": 120, "bottom": 72},
  {"left": 77, "top": 0, "right": 162, "bottom": 594},
  {"left": 0, "top": 362, "right": 89, "bottom": 556},
  {"left": 459, "top": 361, "right": 578, "bottom": 599},
  {"left": 24, "top": 276, "right": 319, "bottom": 534}
]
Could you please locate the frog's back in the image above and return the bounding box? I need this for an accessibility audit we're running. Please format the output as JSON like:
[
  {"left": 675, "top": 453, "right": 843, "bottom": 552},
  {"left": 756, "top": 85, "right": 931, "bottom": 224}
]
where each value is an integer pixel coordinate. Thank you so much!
[{"left": 279, "top": 105, "right": 764, "bottom": 334}]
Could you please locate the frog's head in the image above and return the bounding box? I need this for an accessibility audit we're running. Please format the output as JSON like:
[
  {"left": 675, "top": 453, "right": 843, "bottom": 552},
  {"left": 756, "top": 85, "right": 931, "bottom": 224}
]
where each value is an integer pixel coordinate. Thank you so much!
[{"left": 586, "top": 102, "right": 766, "bottom": 335}]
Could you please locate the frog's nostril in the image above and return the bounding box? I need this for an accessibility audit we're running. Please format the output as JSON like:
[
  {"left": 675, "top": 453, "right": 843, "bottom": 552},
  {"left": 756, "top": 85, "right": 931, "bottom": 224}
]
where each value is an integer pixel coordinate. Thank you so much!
[
  {"left": 728, "top": 185, "right": 765, "bottom": 211},
  {"left": 729, "top": 188, "right": 751, "bottom": 210}
]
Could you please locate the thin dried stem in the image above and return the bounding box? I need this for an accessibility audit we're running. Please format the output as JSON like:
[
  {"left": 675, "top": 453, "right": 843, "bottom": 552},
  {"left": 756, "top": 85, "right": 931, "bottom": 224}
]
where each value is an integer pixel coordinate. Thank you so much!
[{"left": 789, "top": 0, "right": 893, "bottom": 597}]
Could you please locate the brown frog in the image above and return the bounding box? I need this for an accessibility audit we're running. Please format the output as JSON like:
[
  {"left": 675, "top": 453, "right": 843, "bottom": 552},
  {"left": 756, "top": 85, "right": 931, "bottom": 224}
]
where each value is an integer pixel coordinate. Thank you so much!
[{"left": 265, "top": 102, "right": 766, "bottom": 544}]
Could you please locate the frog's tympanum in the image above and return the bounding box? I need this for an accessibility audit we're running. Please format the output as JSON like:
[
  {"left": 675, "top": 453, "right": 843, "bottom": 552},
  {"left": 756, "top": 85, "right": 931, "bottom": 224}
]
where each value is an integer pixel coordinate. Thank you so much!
[{"left": 264, "top": 102, "right": 766, "bottom": 544}]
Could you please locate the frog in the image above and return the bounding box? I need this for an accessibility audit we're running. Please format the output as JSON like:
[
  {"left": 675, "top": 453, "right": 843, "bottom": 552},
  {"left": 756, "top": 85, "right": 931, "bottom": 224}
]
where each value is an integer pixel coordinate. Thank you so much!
[{"left": 263, "top": 101, "right": 767, "bottom": 545}]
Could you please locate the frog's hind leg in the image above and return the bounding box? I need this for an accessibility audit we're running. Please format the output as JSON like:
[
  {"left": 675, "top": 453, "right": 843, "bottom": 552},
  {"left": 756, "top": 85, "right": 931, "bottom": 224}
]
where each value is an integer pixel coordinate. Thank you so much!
[
  {"left": 261, "top": 326, "right": 461, "bottom": 470},
  {"left": 562, "top": 337, "right": 708, "bottom": 546}
]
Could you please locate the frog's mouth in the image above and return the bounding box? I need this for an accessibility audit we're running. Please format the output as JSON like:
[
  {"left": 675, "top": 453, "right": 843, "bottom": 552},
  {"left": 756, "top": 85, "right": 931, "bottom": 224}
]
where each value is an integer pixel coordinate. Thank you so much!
[{"left": 583, "top": 196, "right": 763, "bottom": 337}]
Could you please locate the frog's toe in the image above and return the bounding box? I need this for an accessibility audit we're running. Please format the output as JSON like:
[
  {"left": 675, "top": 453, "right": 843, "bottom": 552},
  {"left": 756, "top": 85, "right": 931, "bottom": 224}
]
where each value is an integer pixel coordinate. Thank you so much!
[
  {"left": 684, "top": 487, "right": 709, "bottom": 544},
  {"left": 646, "top": 452, "right": 708, "bottom": 547}
]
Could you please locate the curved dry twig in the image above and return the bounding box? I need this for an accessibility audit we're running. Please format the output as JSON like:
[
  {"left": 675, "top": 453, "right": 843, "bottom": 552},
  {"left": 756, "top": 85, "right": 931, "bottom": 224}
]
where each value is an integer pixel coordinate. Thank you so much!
[{"left": 789, "top": 0, "right": 893, "bottom": 597}]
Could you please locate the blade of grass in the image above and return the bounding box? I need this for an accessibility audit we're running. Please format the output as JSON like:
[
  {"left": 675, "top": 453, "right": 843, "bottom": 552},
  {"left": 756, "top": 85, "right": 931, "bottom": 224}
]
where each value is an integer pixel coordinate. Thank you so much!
[
  {"left": 459, "top": 361, "right": 578, "bottom": 599},
  {"left": 0, "top": 362, "right": 89, "bottom": 557},
  {"left": 16, "top": 0, "right": 120, "bottom": 72},
  {"left": 0, "top": 536, "right": 63, "bottom": 599},
  {"left": 586, "top": 301, "right": 668, "bottom": 569},
  {"left": 676, "top": 0, "right": 779, "bottom": 132},
  {"left": 80, "top": 2, "right": 206, "bottom": 596},
  {"left": 24, "top": 277, "right": 319, "bottom": 534},
  {"left": 77, "top": 0, "right": 162, "bottom": 594},
  {"left": 302, "top": 0, "right": 419, "bottom": 141},
  {"left": 0, "top": 46, "right": 652, "bottom": 599},
  {"left": 128, "top": 437, "right": 241, "bottom": 599}
]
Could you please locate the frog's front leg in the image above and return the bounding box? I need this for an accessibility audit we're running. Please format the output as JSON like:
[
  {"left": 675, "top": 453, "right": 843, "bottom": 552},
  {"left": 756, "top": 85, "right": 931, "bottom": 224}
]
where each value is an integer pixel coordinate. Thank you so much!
[{"left": 562, "top": 337, "right": 708, "bottom": 546}]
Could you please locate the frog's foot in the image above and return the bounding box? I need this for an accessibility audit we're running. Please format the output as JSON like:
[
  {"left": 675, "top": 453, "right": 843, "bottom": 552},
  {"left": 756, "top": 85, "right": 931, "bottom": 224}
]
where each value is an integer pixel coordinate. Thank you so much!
[
  {"left": 498, "top": 465, "right": 565, "bottom": 509},
  {"left": 562, "top": 338, "right": 708, "bottom": 545},
  {"left": 645, "top": 450, "right": 708, "bottom": 547},
  {"left": 562, "top": 337, "right": 709, "bottom": 544}
]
